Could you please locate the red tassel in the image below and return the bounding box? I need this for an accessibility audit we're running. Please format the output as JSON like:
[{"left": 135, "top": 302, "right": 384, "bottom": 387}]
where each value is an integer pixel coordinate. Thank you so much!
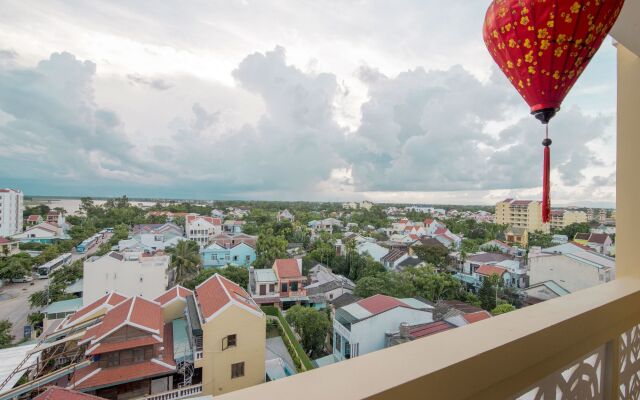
[{"left": 542, "top": 144, "right": 551, "bottom": 223}]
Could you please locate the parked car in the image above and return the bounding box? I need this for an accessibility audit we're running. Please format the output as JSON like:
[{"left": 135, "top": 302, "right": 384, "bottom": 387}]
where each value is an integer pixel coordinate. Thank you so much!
[{"left": 12, "top": 275, "right": 33, "bottom": 283}]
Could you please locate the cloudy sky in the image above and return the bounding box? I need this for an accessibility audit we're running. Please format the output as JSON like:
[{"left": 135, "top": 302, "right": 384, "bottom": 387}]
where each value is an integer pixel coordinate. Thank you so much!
[{"left": 0, "top": 0, "right": 617, "bottom": 206}]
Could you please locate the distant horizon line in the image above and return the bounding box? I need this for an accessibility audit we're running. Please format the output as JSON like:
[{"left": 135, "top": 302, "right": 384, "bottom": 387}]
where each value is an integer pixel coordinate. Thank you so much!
[{"left": 23, "top": 194, "right": 616, "bottom": 210}]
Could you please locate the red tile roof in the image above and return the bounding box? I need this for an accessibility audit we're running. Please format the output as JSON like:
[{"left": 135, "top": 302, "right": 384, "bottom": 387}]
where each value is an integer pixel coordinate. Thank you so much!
[
  {"left": 154, "top": 285, "right": 193, "bottom": 306},
  {"left": 463, "top": 311, "right": 492, "bottom": 324},
  {"left": 407, "top": 320, "right": 457, "bottom": 339},
  {"left": 71, "top": 359, "right": 174, "bottom": 390},
  {"left": 196, "top": 274, "right": 260, "bottom": 321},
  {"left": 273, "top": 259, "right": 302, "bottom": 279},
  {"left": 0, "top": 236, "right": 14, "bottom": 244},
  {"left": 86, "top": 336, "right": 159, "bottom": 356},
  {"left": 588, "top": 233, "right": 610, "bottom": 244},
  {"left": 186, "top": 214, "right": 221, "bottom": 225},
  {"left": 61, "top": 292, "right": 128, "bottom": 329},
  {"left": 83, "top": 297, "right": 162, "bottom": 343},
  {"left": 423, "top": 218, "right": 434, "bottom": 225},
  {"left": 434, "top": 227, "right": 448, "bottom": 235},
  {"left": 34, "top": 387, "right": 104, "bottom": 400},
  {"left": 475, "top": 265, "right": 508, "bottom": 277},
  {"left": 27, "top": 215, "right": 42, "bottom": 222},
  {"left": 357, "top": 294, "right": 405, "bottom": 315}
]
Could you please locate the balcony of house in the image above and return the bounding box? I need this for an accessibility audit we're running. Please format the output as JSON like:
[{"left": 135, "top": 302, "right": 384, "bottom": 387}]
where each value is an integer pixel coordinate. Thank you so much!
[
  {"left": 213, "top": 3, "right": 640, "bottom": 400},
  {"left": 135, "top": 383, "right": 203, "bottom": 400},
  {"left": 279, "top": 279, "right": 309, "bottom": 309}
]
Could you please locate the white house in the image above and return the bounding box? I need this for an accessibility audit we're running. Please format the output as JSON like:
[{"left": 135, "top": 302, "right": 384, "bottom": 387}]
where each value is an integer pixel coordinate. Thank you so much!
[
  {"left": 185, "top": 214, "right": 222, "bottom": 246},
  {"left": 0, "top": 188, "right": 23, "bottom": 237},
  {"left": 276, "top": 209, "right": 295, "bottom": 222},
  {"left": 528, "top": 243, "right": 615, "bottom": 294},
  {"left": 333, "top": 295, "right": 433, "bottom": 361},
  {"left": 11, "top": 222, "right": 68, "bottom": 243},
  {"left": 355, "top": 242, "right": 389, "bottom": 263},
  {"left": 82, "top": 250, "right": 170, "bottom": 305}
]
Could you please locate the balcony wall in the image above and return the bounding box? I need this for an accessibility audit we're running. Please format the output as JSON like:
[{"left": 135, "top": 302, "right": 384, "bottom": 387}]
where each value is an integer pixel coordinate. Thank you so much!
[{"left": 216, "top": 4, "right": 640, "bottom": 400}]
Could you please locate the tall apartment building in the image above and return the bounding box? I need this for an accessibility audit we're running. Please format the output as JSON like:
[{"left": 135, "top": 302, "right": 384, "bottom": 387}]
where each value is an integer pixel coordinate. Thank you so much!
[
  {"left": 0, "top": 188, "right": 23, "bottom": 237},
  {"left": 495, "top": 199, "right": 550, "bottom": 233},
  {"left": 550, "top": 210, "right": 588, "bottom": 230}
]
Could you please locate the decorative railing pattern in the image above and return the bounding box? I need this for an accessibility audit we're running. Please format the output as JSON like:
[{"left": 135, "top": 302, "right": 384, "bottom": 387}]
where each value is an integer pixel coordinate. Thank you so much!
[
  {"left": 515, "top": 346, "right": 605, "bottom": 400},
  {"left": 619, "top": 324, "right": 640, "bottom": 399},
  {"left": 138, "top": 384, "right": 203, "bottom": 400}
]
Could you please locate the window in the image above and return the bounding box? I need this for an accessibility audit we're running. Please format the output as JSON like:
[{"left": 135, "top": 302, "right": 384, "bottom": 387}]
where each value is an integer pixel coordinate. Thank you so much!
[
  {"left": 231, "top": 362, "right": 244, "bottom": 379},
  {"left": 281, "top": 282, "right": 288, "bottom": 292},
  {"left": 246, "top": 255, "right": 251, "bottom": 261},
  {"left": 269, "top": 284, "right": 275, "bottom": 292},
  {"left": 335, "top": 334, "right": 341, "bottom": 352},
  {"left": 212, "top": 254, "right": 218, "bottom": 260},
  {"left": 223, "top": 334, "right": 237, "bottom": 350},
  {"left": 291, "top": 282, "right": 298, "bottom": 291},
  {"left": 233, "top": 255, "right": 239, "bottom": 261}
]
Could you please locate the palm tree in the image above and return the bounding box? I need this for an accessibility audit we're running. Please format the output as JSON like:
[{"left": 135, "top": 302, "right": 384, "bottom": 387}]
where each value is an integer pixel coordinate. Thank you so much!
[{"left": 167, "top": 240, "right": 201, "bottom": 284}]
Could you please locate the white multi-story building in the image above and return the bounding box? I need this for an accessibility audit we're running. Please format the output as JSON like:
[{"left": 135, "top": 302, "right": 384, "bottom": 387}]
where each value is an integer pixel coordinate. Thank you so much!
[
  {"left": 0, "top": 188, "right": 23, "bottom": 237},
  {"left": 82, "top": 250, "right": 170, "bottom": 305},
  {"left": 185, "top": 214, "right": 222, "bottom": 246}
]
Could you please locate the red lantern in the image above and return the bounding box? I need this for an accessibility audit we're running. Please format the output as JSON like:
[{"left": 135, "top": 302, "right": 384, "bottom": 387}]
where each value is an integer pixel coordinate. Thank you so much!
[{"left": 483, "top": 0, "right": 625, "bottom": 222}]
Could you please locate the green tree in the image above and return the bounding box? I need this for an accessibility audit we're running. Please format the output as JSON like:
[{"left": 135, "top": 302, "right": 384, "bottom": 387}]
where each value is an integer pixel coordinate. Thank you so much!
[
  {"left": 166, "top": 240, "right": 201, "bottom": 284},
  {"left": 217, "top": 265, "right": 249, "bottom": 288},
  {"left": 491, "top": 303, "right": 516, "bottom": 315},
  {"left": 255, "top": 231, "right": 287, "bottom": 268},
  {"left": 478, "top": 276, "right": 498, "bottom": 311},
  {"left": 413, "top": 244, "right": 449, "bottom": 267},
  {"left": 0, "top": 254, "right": 32, "bottom": 280},
  {"left": 285, "top": 305, "right": 331, "bottom": 357},
  {"left": 0, "top": 320, "right": 14, "bottom": 348},
  {"left": 560, "top": 223, "right": 591, "bottom": 239},
  {"left": 527, "top": 231, "right": 554, "bottom": 248}
]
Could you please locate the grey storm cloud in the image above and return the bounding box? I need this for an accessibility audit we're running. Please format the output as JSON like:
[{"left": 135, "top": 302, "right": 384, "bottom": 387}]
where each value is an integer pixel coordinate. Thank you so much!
[
  {"left": 0, "top": 52, "right": 154, "bottom": 183},
  {"left": 346, "top": 65, "right": 611, "bottom": 191},
  {"left": 0, "top": 48, "right": 612, "bottom": 196}
]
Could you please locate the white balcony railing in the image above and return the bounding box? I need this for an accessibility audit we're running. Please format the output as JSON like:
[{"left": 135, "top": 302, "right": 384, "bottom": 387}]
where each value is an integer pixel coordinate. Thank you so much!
[{"left": 137, "top": 384, "right": 203, "bottom": 400}]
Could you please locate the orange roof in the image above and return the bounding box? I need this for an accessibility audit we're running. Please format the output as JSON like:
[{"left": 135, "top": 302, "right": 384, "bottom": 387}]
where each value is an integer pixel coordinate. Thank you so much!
[
  {"left": 86, "top": 336, "right": 160, "bottom": 356},
  {"left": 35, "top": 387, "right": 104, "bottom": 400},
  {"left": 273, "top": 259, "right": 302, "bottom": 279},
  {"left": 27, "top": 215, "right": 42, "bottom": 222},
  {"left": 186, "top": 214, "right": 221, "bottom": 225},
  {"left": 83, "top": 297, "right": 163, "bottom": 344},
  {"left": 196, "top": 274, "right": 260, "bottom": 321},
  {"left": 61, "top": 292, "right": 127, "bottom": 329},
  {"left": 475, "top": 265, "right": 507, "bottom": 277},
  {"left": 463, "top": 311, "right": 492, "bottom": 324},
  {"left": 154, "top": 285, "right": 193, "bottom": 306}
]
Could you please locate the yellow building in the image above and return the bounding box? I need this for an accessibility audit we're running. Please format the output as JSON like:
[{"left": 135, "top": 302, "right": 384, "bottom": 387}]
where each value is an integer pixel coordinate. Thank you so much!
[
  {"left": 194, "top": 274, "right": 266, "bottom": 396},
  {"left": 495, "top": 199, "right": 550, "bottom": 233},
  {"left": 550, "top": 210, "right": 588, "bottom": 230}
]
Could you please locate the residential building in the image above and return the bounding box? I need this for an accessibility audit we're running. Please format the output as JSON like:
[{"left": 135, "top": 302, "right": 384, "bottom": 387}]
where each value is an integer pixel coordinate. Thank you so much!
[
  {"left": 0, "top": 236, "right": 19, "bottom": 256},
  {"left": 211, "top": 209, "right": 225, "bottom": 218},
  {"left": 272, "top": 259, "right": 308, "bottom": 309},
  {"left": 132, "top": 223, "right": 184, "bottom": 240},
  {"left": 210, "top": 233, "right": 258, "bottom": 249},
  {"left": 522, "top": 281, "right": 571, "bottom": 305},
  {"left": 34, "top": 387, "right": 106, "bottom": 400},
  {"left": 276, "top": 209, "right": 295, "bottom": 222},
  {"left": 396, "top": 256, "right": 426, "bottom": 271},
  {"left": 550, "top": 210, "right": 588, "bottom": 230},
  {"left": 360, "top": 200, "right": 374, "bottom": 210},
  {"left": 200, "top": 242, "right": 256, "bottom": 268},
  {"left": 504, "top": 225, "right": 529, "bottom": 247},
  {"left": 355, "top": 241, "right": 389, "bottom": 263},
  {"left": 248, "top": 267, "right": 280, "bottom": 306},
  {"left": 82, "top": 250, "right": 170, "bottom": 305},
  {"left": 223, "top": 220, "right": 245, "bottom": 234},
  {"left": 342, "top": 202, "right": 358, "bottom": 210},
  {"left": 333, "top": 295, "right": 433, "bottom": 361},
  {"left": 574, "top": 232, "right": 614, "bottom": 255},
  {"left": 308, "top": 218, "right": 342, "bottom": 234},
  {"left": 0, "top": 188, "right": 23, "bottom": 237},
  {"left": 385, "top": 320, "right": 458, "bottom": 347},
  {"left": 473, "top": 265, "right": 512, "bottom": 287},
  {"left": 25, "top": 214, "right": 43, "bottom": 226},
  {"left": 11, "top": 222, "right": 69, "bottom": 243},
  {"left": 42, "top": 297, "right": 84, "bottom": 332},
  {"left": 306, "top": 264, "right": 355, "bottom": 307},
  {"left": 381, "top": 249, "right": 409, "bottom": 271},
  {"left": 46, "top": 210, "right": 64, "bottom": 225},
  {"left": 461, "top": 252, "right": 514, "bottom": 275},
  {"left": 146, "top": 211, "right": 189, "bottom": 222},
  {"left": 194, "top": 274, "right": 266, "bottom": 396},
  {"left": 67, "top": 296, "right": 177, "bottom": 398},
  {"left": 118, "top": 234, "right": 184, "bottom": 252},
  {"left": 528, "top": 243, "right": 616, "bottom": 294},
  {"left": 431, "top": 300, "right": 492, "bottom": 326},
  {"left": 480, "top": 239, "right": 516, "bottom": 255},
  {"left": 185, "top": 214, "right": 222, "bottom": 246},
  {"left": 495, "top": 199, "right": 550, "bottom": 234}
]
